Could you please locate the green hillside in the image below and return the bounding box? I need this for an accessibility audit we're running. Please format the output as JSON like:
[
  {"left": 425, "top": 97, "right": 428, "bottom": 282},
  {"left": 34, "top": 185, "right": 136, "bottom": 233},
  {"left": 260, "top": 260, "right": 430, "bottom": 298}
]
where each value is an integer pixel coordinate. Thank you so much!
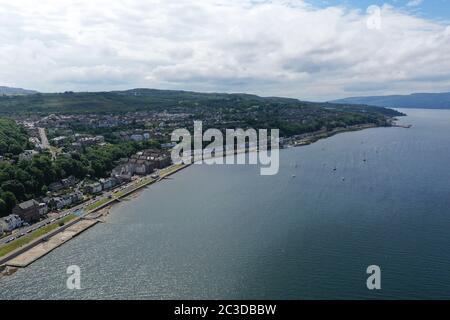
[{"left": 0, "top": 89, "right": 403, "bottom": 117}]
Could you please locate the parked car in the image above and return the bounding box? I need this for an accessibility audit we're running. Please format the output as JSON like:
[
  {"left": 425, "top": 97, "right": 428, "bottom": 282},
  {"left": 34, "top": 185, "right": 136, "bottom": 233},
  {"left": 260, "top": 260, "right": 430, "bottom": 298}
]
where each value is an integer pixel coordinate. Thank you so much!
[{"left": 5, "top": 237, "right": 15, "bottom": 243}]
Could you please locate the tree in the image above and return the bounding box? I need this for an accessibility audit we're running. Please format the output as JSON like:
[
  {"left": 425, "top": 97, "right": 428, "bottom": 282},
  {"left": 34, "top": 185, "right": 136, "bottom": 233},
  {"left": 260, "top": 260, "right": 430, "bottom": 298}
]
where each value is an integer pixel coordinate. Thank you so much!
[
  {"left": 0, "top": 199, "right": 8, "bottom": 217},
  {"left": 1, "top": 180, "right": 26, "bottom": 201},
  {"left": 1, "top": 191, "right": 17, "bottom": 214}
]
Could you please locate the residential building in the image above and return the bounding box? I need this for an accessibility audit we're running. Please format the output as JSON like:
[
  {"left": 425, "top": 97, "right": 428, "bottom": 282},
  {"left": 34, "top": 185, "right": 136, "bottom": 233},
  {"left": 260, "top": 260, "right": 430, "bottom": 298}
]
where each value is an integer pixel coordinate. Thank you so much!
[
  {"left": 51, "top": 136, "right": 68, "bottom": 147},
  {"left": 134, "top": 159, "right": 149, "bottom": 175},
  {"left": 111, "top": 149, "right": 170, "bottom": 178},
  {"left": 69, "top": 191, "right": 84, "bottom": 203},
  {"left": 48, "top": 181, "right": 64, "bottom": 192},
  {"left": 77, "top": 135, "right": 105, "bottom": 147},
  {"left": 100, "top": 177, "right": 119, "bottom": 190},
  {"left": 51, "top": 197, "right": 65, "bottom": 210},
  {"left": 12, "top": 200, "right": 40, "bottom": 223},
  {"left": 112, "top": 162, "right": 134, "bottom": 177},
  {"left": 51, "top": 192, "right": 82, "bottom": 210},
  {"left": 38, "top": 202, "right": 49, "bottom": 215},
  {"left": 0, "top": 214, "right": 23, "bottom": 232},
  {"left": 62, "top": 195, "right": 73, "bottom": 207},
  {"left": 62, "top": 176, "right": 76, "bottom": 188},
  {"left": 113, "top": 171, "right": 133, "bottom": 183},
  {"left": 40, "top": 197, "right": 52, "bottom": 205},
  {"left": 86, "top": 183, "right": 102, "bottom": 194},
  {"left": 19, "top": 150, "right": 38, "bottom": 162}
]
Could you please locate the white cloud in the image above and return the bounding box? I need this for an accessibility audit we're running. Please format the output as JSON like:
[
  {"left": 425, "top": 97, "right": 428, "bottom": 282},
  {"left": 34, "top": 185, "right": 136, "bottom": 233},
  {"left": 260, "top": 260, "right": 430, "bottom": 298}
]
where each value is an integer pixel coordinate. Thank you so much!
[
  {"left": 0, "top": 0, "right": 449, "bottom": 100},
  {"left": 407, "top": 0, "right": 423, "bottom": 7}
]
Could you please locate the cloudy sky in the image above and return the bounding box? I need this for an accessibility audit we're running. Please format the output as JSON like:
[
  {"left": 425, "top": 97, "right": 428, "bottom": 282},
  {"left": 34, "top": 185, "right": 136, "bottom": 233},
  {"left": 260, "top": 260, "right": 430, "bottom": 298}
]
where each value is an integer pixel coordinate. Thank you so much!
[{"left": 0, "top": 0, "right": 449, "bottom": 101}]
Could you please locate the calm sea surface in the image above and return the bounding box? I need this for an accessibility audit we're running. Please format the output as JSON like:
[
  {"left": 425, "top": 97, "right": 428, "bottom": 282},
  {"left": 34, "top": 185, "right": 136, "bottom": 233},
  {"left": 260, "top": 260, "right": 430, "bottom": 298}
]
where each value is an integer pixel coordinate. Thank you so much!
[{"left": 1, "top": 109, "right": 450, "bottom": 300}]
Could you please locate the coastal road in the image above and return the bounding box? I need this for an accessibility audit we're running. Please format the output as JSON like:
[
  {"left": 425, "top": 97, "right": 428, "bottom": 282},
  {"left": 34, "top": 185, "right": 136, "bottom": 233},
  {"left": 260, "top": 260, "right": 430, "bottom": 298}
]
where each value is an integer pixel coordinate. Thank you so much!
[
  {"left": 38, "top": 127, "right": 56, "bottom": 160},
  {"left": 0, "top": 164, "right": 185, "bottom": 250},
  {"left": 0, "top": 175, "right": 144, "bottom": 246},
  {"left": 0, "top": 199, "right": 95, "bottom": 246}
]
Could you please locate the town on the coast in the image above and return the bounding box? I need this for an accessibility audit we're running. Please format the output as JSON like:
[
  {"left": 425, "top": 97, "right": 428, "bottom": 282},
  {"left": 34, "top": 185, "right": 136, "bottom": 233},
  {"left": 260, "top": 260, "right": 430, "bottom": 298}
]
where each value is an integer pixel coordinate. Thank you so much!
[{"left": 0, "top": 89, "right": 404, "bottom": 273}]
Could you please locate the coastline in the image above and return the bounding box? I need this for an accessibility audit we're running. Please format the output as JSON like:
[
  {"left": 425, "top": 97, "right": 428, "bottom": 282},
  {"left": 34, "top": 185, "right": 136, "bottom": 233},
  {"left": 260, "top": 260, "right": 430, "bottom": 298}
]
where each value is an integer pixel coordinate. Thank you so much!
[
  {"left": 0, "top": 120, "right": 406, "bottom": 275},
  {"left": 283, "top": 123, "right": 384, "bottom": 148},
  {"left": 0, "top": 163, "right": 190, "bottom": 276}
]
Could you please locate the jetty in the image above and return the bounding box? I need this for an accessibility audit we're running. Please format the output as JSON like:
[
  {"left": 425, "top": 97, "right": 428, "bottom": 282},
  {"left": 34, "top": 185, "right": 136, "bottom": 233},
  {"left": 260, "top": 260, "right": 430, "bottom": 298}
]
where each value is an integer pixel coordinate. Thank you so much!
[{"left": 392, "top": 124, "right": 412, "bottom": 128}]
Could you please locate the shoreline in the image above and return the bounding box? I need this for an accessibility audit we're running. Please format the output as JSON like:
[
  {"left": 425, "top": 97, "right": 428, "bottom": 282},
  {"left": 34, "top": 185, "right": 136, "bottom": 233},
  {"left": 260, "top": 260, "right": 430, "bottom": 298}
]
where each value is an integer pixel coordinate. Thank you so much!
[
  {"left": 0, "top": 120, "right": 407, "bottom": 275},
  {"left": 0, "top": 164, "right": 190, "bottom": 276},
  {"left": 283, "top": 123, "right": 385, "bottom": 148}
]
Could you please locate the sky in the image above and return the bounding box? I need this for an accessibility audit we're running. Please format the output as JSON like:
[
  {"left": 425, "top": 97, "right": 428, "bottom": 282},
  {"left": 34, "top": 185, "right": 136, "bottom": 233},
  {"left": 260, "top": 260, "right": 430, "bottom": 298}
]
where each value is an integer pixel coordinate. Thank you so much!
[
  {"left": 312, "top": 0, "right": 450, "bottom": 21},
  {"left": 0, "top": 0, "right": 449, "bottom": 101}
]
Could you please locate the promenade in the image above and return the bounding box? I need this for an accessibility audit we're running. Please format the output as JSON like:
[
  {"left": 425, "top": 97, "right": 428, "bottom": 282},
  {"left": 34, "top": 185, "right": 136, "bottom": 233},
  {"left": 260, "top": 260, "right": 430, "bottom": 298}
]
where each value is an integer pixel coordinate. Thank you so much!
[{"left": 0, "top": 164, "right": 189, "bottom": 272}]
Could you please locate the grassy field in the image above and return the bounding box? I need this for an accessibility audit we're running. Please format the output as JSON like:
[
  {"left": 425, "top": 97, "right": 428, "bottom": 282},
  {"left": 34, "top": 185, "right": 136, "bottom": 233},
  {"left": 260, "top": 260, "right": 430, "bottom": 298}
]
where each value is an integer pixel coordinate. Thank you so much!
[
  {"left": 0, "top": 214, "right": 76, "bottom": 258},
  {"left": 86, "top": 197, "right": 112, "bottom": 212},
  {"left": 160, "top": 164, "right": 184, "bottom": 176},
  {"left": 132, "top": 177, "right": 155, "bottom": 189}
]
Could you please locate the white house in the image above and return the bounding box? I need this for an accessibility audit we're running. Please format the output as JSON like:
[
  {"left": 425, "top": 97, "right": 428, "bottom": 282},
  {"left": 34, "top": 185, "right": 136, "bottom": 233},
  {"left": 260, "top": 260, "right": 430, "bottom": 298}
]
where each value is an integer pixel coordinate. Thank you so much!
[{"left": 0, "top": 214, "right": 23, "bottom": 232}]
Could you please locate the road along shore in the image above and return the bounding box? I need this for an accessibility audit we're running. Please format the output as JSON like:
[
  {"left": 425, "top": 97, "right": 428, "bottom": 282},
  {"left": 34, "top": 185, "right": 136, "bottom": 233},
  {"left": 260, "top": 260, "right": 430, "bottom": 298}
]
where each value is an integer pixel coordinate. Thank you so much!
[
  {"left": 0, "top": 164, "right": 190, "bottom": 273},
  {"left": 0, "top": 122, "right": 407, "bottom": 274}
]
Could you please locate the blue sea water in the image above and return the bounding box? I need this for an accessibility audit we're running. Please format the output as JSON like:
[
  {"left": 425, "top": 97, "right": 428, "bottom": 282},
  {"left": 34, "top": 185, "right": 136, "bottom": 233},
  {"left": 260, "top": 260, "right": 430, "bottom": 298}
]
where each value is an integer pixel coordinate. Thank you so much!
[{"left": 1, "top": 108, "right": 450, "bottom": 300}]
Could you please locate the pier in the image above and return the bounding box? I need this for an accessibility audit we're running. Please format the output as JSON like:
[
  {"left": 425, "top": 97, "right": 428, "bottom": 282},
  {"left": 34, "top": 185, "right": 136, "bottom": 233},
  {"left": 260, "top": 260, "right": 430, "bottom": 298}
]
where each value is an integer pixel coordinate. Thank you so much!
[{"left": 392, "top": 124, "right": 413, "bottom": 128}]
